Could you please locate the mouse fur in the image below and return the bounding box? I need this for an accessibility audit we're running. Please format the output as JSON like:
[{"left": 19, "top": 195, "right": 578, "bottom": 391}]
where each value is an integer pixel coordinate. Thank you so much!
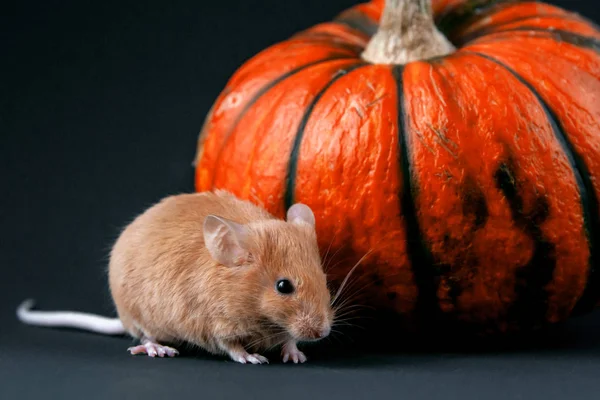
[{"left": 17, "top": 190, "right": 333, "bottom": 364}]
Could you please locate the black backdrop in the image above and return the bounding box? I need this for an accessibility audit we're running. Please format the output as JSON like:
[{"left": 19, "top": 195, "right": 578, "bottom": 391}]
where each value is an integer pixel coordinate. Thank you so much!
[{"left": 2, "top": 1, "right": 600, "bottom": 399}]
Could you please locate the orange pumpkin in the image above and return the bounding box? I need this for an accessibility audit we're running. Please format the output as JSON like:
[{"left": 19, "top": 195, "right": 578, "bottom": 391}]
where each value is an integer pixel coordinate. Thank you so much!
[{"left": 194, "top": 0, "right": 600, "bottom": 332}]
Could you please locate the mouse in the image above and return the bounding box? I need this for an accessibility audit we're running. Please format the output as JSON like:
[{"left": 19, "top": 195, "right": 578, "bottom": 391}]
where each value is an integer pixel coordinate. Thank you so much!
[{"left": 17, "top": 190, "right": 335, "bottom": 364}]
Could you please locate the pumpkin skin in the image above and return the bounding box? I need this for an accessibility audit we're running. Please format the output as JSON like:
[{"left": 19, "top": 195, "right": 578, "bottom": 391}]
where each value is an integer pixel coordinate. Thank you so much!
[{"left": 194, "top": 0, "right": 600, "bottom": 332}]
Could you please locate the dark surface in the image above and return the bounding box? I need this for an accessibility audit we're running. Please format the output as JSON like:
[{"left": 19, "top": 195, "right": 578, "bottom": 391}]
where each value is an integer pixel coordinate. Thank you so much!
[{"left": 2, "top": 1, "right": 600, "bottom": 399}]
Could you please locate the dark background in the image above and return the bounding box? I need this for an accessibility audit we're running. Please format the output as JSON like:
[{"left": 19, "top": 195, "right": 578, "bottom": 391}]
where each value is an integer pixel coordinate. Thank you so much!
[{"left": 2, "top": 1, "right": 600, "bottom": 399}]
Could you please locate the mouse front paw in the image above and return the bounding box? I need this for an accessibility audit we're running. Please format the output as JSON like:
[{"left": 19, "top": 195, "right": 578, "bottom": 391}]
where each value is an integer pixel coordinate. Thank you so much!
[
  {"left": 216, "top": 339, "right": 269, "bottom": 365},
  {"left": 282, "top": 341, "right": 307, "bottom": 364},
  {"left": 231, "top": 352, "right": 269, "bottom": 365}
]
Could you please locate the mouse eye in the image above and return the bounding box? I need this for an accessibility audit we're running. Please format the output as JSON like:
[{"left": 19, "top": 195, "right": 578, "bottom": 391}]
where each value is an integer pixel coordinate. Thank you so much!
[{"left": 276, "top": 279, "right": 295, "bottom": 295}]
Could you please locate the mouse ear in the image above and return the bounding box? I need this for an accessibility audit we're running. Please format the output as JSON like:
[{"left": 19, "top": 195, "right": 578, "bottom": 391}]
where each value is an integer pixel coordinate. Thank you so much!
[
  {"left": 203, "top": 215, "right": 251, "bottom": 267},
  {"left": 286, "top": 203, "right": 316, "bottom": 227}
]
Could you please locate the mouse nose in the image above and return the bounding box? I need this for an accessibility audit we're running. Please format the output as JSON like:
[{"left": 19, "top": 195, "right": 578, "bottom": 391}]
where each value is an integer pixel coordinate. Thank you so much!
[
  {"left": 308, "top": 329, "right": 324, "bottom": 340},
  {"left": 307, "top": 326, "right": 330, "bottom": 340}
]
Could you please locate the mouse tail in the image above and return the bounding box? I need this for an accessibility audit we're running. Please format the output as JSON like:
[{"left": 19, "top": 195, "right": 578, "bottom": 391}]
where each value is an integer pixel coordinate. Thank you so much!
[{"left": 16, "top": 299, "right": 126, "bottom": 335}]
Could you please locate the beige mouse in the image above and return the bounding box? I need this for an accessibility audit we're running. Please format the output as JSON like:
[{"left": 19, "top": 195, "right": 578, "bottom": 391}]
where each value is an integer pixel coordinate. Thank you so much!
[{"left": 17, "top": 190, "right": 333, "bottom": 364}]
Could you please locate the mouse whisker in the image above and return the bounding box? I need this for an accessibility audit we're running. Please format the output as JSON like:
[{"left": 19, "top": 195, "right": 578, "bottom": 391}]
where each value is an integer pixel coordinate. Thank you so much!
[
  {"left": 326, "top": 235, "right": 396, "bottom": 283},
  {"left": 332, "top": 322, "right": 366, "bottom": 332},
  {"left": 331, "top": 287, "right": 380, "bottom": 325},
  {"left": 325, "top": 260, "right": 354, "bottom": 290},
  {"left": 329, "top": 327, "right": 350, "bottom": 338},
  {"left": 333, "top": 302, "right": 374, "bottom": 314},
  {"left": 245, "top": 330, "right": 288, "bottom": 351},
  {"left": 332, "top": 267, "right": 413, "bottom": 316},
  {"left": 332, "top": 283, "right": 376, "bottom": 308},
  {"left": 331, "top": 328, "right": 354, "bottom": 340},
  {"left": 333, "top": 315, "right": 374, "bottom": 325},
  {"left": 329, "top": 326, "right": 359, "bottom": 345},
  {"left": 330, "top": 273, "right": 374, "bottom": 314},
  {"left": 334, "top": 302, "right": 375, "bottom": 312},
  {"left": 333, "top": 305, "right": 375, "bottom": 320},
  {"left": 270, "top": 335, "right": 291, "bottom": 352},
  {"left": 333, "top": 314, "right": 374, "bottom": 328},
  {"left": 332, "top": 295, "right": 372, "bottom": 321},
  {"left": 323, "top": 246, "right": 346, "bottom": 275},
  {"left": 326, "top": 258, "right": 357, "bottom": 280},
  {"left": 328, "top": 328, "right": 352, "bottom": 345},
  {"left": 331, "top": 249, "right": 375, "bottom": 299},
  {"left": 330, "top": 249, "right": 375, "bottom": 306},
  {"left": 331, "top": 296, "right": 367, "bottom": 324},
  {"left": 323, "top": 236, "right": 356, "bottom": 275},
  {"left": 321, "top": 231, "right": 339, "bottom": 271},
  {"left": 331, "top": 275, "right": 368, "bottom": 310}
]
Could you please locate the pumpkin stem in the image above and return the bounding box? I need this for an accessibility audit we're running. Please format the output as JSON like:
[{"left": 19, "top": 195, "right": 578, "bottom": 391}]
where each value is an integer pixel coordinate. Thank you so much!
[{"left": 361, "top": 0, "right": 455, "bottom": 64}]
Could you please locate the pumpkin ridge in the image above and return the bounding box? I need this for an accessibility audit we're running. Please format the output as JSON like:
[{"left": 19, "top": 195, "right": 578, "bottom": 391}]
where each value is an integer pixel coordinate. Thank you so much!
[
  {"left": 446, "top": 1, "right": 590, "bottom": 43},
  {"left": 209, "top": 54, "right": 358, "bottom": 190},
  {"left": 392, "top": 64, "right": 443, "bottom": 323},
  {"left": 470, "top": 51, "right": 600, "bottom": 318},
  {"left": 456, "top": 13, "right": 589, "bottom": 45},
  {"left": 334, "top": 10, "right": 379, "bottom": 38},
  {"left": 493, "top": 159, "right": 556, "bottom": 329},
  {"left": 466, "top": 27, "right": 600, "bottom": 52},
  {"left": 284, "top": 62, "right": 368, "bottom": 209},
  {"left": 435, "top": 0, "right": 517, "bottom": 38},
  {"left": 288, "top": 35, "right": 365, "bottom": 54}
]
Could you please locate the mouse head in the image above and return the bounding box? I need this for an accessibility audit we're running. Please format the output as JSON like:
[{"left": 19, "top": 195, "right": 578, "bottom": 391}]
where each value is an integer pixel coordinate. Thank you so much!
[{"left": 203, "top": 203, "right": 332, "bottom": 343}]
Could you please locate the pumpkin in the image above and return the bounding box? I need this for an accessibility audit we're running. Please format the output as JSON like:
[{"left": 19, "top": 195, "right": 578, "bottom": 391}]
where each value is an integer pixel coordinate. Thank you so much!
[{"left": 194, "top": 0, "right": 600, "bottom": 332}]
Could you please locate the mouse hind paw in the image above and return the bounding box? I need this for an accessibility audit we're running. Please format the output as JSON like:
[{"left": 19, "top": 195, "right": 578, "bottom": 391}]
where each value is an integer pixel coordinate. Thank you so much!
[{"left": 128, "top": 337, "right": 179, "bottom": 358}]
